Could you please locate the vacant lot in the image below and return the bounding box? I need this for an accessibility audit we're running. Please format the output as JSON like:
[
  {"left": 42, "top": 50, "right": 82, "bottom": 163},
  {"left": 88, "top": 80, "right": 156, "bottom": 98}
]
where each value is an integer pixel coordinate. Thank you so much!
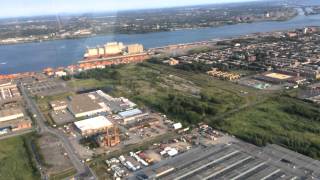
[
  {"left": 220, "top": 96, "right": 320, "bottom": 159},
  {"left": 37, "top": 134, "right": 74, "bottom": 177},
  {"left": 0, "top": 135, "right": 40, "bottom": 180},
  {"left": 66, "top": 63, "right": 320, "bottom": 175},
  {"left": 68, "top": 63, "right": 257, "bottom": 125}
]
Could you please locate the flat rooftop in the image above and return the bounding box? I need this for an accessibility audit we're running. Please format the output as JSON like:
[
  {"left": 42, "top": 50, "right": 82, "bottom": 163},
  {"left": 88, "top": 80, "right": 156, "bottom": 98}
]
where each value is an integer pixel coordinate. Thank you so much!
[
  {"left": 132, "top": 142, "right": 320, "bottom": 180},
  {"left": 50, "top": 100, "right": 67, "bottom": 108},
  {"left": 119, "top": 108, "right": 143, "bottom": 118},
  {"left": 264, "top": 73, "right": 292, "bottom": 80},
  {"left": 74, "top": 116, "right": 113, "bottom": 132},
  {"left": 0, "top": 108, "right": 23, "bottom": 118},
  {"left": 68, "top": 94, "right": 106, "bottom": 115}
]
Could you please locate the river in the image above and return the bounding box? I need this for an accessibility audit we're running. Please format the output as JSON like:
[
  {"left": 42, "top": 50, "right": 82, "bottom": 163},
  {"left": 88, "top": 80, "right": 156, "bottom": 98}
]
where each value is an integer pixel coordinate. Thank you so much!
[{"left": 1, "top": 11, "right": 320, "bottom": 74}]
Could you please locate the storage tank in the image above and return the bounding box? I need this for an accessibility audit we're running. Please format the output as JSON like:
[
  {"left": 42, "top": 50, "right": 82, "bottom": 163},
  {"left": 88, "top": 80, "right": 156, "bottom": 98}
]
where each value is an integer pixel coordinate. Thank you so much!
[
  {"left": 104, "top": 42, "right": 124, "bottom": 55},
  {"left": 127, "top": 44, "right": 144, "bottom": 54},
  {"left": 84, "top": 48, "right": 99, "bottom": 58},
  {"left": 98, "top": 47, "right": 105, "bottom": 56}
]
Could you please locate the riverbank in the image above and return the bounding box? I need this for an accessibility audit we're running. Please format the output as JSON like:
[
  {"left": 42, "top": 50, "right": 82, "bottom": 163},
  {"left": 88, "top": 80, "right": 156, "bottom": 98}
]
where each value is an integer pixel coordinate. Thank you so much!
[
  {"left": 0, "top": 13, "right": 298, "bottom": 46},
  {"left": 1, "top": 12, "right": 320, "bottom": 75}
]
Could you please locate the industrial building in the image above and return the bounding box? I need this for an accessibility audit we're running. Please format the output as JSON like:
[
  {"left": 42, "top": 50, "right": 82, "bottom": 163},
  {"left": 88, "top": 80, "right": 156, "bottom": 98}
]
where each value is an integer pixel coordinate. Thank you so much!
[
  {"left": 50, "top": 100, "right": 68, "bottom": 111},
  {"left": 0, "top": 108, "right": 24, "bottom": 122},
  {"left": 74, "top": 116, "right": 113, "bottom": 136},
  {"left": 118, "top": 108, "right": 149, "bottom": 124},
  {"left": 97, "top": 127, "right": 121, "bottom": 147},
  {"left": 68, "top": 93, "right": 109, "bottom": 118},
  {"left": 127, "top": 44, "right": 144, "bottom": 55},
  {"left": 0, "top": 80, "right": 21, "bottom": 104},
  {"left": 84, "top": 42, "right": 143, "bottom": 59},
  {"left": 132, "top": 142, "right": 320, "bottom": 180},
  {"left": 95, "top": 90, "right": 136, "bottom": 113},
  {"left": 0, "top": 107, "right": 32, "bottom": 134}
]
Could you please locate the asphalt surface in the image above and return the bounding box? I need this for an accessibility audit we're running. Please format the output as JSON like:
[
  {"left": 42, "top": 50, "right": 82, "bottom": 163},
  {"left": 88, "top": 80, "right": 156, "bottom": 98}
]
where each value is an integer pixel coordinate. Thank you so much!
[
  {"left": 0, "top": 129, "right": 34, "bottom": 140},
  {"left": 19, "top": 83, "right": 97, "bottom": 180}
]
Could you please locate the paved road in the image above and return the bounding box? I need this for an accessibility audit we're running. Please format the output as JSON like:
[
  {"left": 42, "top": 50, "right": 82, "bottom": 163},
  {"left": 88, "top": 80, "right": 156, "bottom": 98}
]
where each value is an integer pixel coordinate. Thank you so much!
[
  {"left": 19, "top": 83, "right": 97, "bottom": 180},
  {"left": 0, "top": 129, "right": 34, "bottom": 140}
]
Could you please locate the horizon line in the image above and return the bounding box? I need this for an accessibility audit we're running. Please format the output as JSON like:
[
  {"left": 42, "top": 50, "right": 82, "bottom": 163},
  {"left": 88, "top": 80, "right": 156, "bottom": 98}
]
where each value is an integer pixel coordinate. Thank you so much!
[{"left": 0, "top": 0, "right": 264, "bottom": 19}]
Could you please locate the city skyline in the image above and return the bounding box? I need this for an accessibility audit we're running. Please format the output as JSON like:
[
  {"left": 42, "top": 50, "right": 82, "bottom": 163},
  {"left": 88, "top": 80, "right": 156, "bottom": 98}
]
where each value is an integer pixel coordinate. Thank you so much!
[{"left": 1, "top": 0, "right": 262, "bottom": 18}]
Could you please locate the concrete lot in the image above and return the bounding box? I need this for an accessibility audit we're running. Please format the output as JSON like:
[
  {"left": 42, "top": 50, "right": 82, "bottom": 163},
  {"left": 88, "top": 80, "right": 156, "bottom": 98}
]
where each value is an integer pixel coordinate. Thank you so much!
[
  {"left": 37, "top": 134, "right": 74, "bottom": 176},
  {"left": 25, "top": 79, "right": 69, "bottom": 96}
]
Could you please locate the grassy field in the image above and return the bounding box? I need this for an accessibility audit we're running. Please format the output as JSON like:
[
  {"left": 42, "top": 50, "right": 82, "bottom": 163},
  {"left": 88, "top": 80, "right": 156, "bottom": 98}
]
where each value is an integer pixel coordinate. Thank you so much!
[
  {"left": 65, "top": 62, "right": 320, "bottom": 159},
  {"left": 220, "top": 96, "right": 320, "bottom": 159},
  {"left": 0, "top": 135, "right": 40, "bottom": 180},
  {"left": 69, "top": 63, "right": 258, "bottom": 115},
  {"left": 67, "top": 79, "right": 111, "bottom": 90}
]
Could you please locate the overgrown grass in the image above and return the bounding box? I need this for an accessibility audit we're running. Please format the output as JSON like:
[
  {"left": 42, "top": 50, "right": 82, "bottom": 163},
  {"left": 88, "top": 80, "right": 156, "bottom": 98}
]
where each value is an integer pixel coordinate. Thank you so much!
[
  {"left": 49, "top": 168, "right": 76, "bottom": 180},
  {"left": 220, "top": 96, "right": 320, "bottom": 159},
  {"left": 0, "top": 134, "right": 40, "bottom": 180}
]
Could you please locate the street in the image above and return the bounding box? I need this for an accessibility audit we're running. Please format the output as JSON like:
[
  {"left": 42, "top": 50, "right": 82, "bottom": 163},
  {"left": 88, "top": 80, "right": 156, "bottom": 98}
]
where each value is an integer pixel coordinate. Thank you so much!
[{"left": 19, "top": 83, "right": 97, "bottom": 180}]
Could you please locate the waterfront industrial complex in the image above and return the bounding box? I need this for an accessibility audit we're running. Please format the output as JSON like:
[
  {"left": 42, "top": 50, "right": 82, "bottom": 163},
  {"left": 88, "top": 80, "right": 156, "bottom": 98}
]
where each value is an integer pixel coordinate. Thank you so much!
[{"left": 1, "top": 26, "right": 320, "bottom": 180}]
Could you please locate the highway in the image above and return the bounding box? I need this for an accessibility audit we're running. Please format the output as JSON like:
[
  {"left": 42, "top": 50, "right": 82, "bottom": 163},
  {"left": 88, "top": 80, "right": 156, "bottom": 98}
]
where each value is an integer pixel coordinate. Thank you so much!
[{"left": 19, "top": 83, "right": 97, "bottom": 180}]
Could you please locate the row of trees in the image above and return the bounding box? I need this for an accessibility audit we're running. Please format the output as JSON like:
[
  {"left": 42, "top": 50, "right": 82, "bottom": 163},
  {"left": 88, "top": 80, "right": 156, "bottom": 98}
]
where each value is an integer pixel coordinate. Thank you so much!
[
  {"left": 62, "top": 66, "right": 122, "bottom": 82},
  {"left": 151, "top": 93, "right": 221, "bottom": 125}
]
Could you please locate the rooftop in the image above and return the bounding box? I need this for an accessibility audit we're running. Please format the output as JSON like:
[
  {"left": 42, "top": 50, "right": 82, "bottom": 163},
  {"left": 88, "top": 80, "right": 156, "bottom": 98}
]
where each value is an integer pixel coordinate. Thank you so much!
[
  {"left": 119, "top": 108, "right": 143, "bottom": 118},
  {"left": 68, "top": 93, "right": 106, "bottom": 115},
  {"left": 74, "top": 116, "right": 113, "bottom": 131},
  {"left": 264, "top": 72, "right": 292, "bottom": 80},
  {"left": 0, "top": 108, "right": 23, "bottom": 118},
  {"left": 50, "top": 100, "right": 67, "bottom": 108}
]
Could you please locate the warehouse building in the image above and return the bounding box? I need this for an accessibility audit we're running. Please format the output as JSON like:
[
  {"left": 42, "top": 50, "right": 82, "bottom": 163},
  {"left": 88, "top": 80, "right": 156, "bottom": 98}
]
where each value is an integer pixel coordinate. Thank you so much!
[
  {"left": 68, "top": 93, "right": 109, "bottom": 118},
  {"left": 74, "top": 116, "right": 113, "bottom": 136},
  {"left": 96, "top": 90, "right": 136, "bottom": 113},
  {"left": 0, "top": 108, "right": 24, "bottom": 122},
  {"left": 118, "top": 108, "right": 149, "bottom": 124},
  {"left": 0, "top": 80, "right": 21, "bottom": 104},
  {"left": 0, "top": 107, "right": 32, "bottom": 134}
]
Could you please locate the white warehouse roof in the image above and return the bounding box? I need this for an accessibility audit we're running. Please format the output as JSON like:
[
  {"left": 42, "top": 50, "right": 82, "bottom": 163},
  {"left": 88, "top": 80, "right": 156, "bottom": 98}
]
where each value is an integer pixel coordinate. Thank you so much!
[
  {"left": 119, "top": 108, "right": 142, "bottom": 118},
  {"left": 74, "top": 116, "right": 113, "bottom": 132}
]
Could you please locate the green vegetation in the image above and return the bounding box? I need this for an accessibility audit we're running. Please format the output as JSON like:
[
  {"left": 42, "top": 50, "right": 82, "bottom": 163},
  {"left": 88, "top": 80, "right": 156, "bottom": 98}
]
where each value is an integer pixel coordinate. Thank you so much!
[
  {"left": 65, "top": 62, "right": 320, "bottom": 159},
  {"left": 0, "top": 134, "right": 40, "bottom": 180},
  {"left": 49, "top": 168, "right": 76, "bottom": 180},
  {"left": 35, "top": 92, "right": 73, "bottom": 112},
  {"left": 220, "top": 96, "right": 320, "bottom": 159},
  {"left": 187, "top": 46, "right": 213, "bottom": 54},
  {"left": 175, "top": 62, "right": 213, "bottom": 72}
]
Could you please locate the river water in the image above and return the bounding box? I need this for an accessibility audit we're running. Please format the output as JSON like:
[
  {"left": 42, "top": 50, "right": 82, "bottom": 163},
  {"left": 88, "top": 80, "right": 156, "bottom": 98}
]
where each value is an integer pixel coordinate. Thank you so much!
[{"left": 1, "top": 12, "right": 320, "bottom": 74}]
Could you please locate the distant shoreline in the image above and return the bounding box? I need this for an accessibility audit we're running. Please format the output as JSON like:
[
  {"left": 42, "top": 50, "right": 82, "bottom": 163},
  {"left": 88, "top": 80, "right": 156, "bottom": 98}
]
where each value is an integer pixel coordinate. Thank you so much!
[{"left": 0, "top": 16, "right": 297, "bottom": 46}]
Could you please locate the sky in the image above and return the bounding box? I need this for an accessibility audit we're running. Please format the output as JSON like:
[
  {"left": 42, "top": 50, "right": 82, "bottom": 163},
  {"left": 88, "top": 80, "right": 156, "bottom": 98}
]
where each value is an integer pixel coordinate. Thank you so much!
[{"left": 0, "top": 0, "right": 261, "bottom": 18}]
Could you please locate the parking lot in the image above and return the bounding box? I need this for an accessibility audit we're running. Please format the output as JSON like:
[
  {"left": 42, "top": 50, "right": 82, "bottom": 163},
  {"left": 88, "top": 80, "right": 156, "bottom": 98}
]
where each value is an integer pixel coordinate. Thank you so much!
[{"left": 25, "top": 79, "right": 69, "bottom": 96}]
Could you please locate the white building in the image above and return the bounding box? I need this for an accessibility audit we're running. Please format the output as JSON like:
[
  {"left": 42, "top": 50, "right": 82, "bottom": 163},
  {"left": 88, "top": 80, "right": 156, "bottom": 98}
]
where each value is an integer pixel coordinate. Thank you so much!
[{"left": 74, "top": 116, "right": 113, "bottom": 136}]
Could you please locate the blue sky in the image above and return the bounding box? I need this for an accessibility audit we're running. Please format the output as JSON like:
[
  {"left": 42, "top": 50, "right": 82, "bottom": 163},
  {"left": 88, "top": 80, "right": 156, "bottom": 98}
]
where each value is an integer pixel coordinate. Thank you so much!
[{"left": 1, "top": 0, "right": 260, "bottom": 18}]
